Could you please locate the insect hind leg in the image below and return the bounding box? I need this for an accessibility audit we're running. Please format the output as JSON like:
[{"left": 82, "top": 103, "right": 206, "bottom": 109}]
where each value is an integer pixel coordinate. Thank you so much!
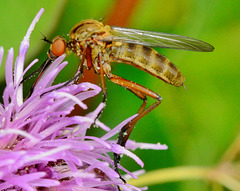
[
  {"left": 113, "top": 98, "right": 147, "bottom": 184},
  {"left": 118, "top": 99, "right": 161, "bottom": 147},
  {"left": 107, "top": 73, "right": 162, "bottom": 183}
]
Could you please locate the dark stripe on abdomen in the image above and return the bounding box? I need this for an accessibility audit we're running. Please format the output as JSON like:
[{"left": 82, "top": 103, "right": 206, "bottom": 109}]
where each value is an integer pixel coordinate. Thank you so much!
[{"left": 109, "top": 43, "right": 185, "bottom": 86}]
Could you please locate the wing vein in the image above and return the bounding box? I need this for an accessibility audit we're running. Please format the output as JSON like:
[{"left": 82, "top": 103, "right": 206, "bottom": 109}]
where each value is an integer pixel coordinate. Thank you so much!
[{"left": 102, "top": 26, "right": 214, "bottom": 52}]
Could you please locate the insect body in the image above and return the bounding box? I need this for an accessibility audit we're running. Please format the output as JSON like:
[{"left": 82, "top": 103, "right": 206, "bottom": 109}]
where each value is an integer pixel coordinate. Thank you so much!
[
  {"left": 23, "top": 19, "right": 214, "bottom": 183},
  {"left": 67, "top": 19, "right": 186, "bottom": 87}
]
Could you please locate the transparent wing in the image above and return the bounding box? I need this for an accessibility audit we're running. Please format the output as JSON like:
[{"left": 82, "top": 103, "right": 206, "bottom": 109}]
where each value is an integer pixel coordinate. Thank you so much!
[{"left": 103, "top": 26, "right": 214, "bottom": 52}]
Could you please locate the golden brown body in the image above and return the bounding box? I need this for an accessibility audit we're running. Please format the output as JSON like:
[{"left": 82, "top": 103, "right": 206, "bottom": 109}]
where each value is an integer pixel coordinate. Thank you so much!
[{"left": 68, "top": 19, "right": 185, "bottom": 87}]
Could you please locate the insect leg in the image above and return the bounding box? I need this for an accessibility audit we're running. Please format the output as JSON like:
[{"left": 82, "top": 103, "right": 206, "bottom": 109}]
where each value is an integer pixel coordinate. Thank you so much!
[
  {"left": 97, "top": 54, "right": 124, "bottom": 191},
  {"left": 98, "top": 53, "right": 107, "bottom": 103},
  {"left": 20, "top": 57, "right": 53, "bottom": 97},
  {"left": 93, "top": 52, "right": 107, "bottom": 122},
  {"left": 106, "top": 73, "right": 161, "bottom": 181},
  {"left": 107, "top": 74, "right": 161, "bottom": 146},
  {"left": 40, "top": 46, "right": 88, "bottom": 97},
  {"left": 20, "top": 57, "right": 52, "bottom": 84}
]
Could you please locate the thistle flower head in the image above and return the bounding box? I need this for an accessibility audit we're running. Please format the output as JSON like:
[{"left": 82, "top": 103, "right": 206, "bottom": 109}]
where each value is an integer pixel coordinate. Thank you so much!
[{"left": 0, "top": 9, "right": 167, "bottom": 191}]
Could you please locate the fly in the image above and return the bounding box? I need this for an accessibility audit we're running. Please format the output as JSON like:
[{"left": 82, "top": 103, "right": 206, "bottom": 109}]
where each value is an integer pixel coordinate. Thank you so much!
[{"left": 22, "top": 19, "right": 214, "bottom": 184}]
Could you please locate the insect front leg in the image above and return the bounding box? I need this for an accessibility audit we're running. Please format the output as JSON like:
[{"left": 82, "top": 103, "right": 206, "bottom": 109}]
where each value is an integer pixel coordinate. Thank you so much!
[
  {"left": 106, "top": 73, "right": 162, "bottom": 182},
  {"left": 40, "top": 46, "right": 89, "bottom": 97},
  {"left": 21, "top": 57, "right": 52, "bottom": 84},
  {"left": 20, "top": 57, "right": 54, "bottom": 98}
]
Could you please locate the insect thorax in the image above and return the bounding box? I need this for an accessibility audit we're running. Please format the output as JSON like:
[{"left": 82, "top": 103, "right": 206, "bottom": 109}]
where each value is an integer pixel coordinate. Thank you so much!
[{"left": 69, "top": 19, "right": 111, "bottom": 41}]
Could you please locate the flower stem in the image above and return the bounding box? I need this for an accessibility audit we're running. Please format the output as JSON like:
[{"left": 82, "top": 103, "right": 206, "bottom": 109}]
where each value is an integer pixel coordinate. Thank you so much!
[
  {"left": 219, "top": 134, "right": 240, "bottom": 163},
  {"left": 128, "top": 166, "right": 240, "bottom": 190}
]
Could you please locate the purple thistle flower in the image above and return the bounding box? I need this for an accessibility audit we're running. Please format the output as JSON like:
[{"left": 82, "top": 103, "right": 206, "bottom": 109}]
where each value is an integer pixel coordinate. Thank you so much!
[{"left": 0, "top": 8, "right": 168, "bottom": 191}]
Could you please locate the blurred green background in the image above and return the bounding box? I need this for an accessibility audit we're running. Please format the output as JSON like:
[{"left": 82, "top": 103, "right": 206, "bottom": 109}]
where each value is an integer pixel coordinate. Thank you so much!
[{"left": 0, "top": 0, "right": 240, "bottom": 190}]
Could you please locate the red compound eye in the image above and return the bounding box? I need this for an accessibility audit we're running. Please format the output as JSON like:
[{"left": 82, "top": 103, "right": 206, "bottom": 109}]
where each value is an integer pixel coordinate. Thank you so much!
[{"left": 50, "top": 36, "right": 66, "bottom": 57}]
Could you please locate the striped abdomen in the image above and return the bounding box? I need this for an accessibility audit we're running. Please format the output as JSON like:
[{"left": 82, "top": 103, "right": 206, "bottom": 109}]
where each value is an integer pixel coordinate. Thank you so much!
[{"left": 108, "top": 43, "right": 185, "bottom": 87}]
